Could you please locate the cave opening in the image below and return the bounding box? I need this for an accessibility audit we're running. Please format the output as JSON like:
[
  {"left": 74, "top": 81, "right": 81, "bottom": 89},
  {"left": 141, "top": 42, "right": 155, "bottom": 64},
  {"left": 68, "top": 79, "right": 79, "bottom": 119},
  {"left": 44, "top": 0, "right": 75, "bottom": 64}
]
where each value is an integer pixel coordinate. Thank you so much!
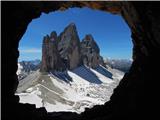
[
  {"left": 3, "top": 1, "right": 154, "bottom": 120},
  {"left": 16, "top": 6, "right": 133, "bottom": 113}
]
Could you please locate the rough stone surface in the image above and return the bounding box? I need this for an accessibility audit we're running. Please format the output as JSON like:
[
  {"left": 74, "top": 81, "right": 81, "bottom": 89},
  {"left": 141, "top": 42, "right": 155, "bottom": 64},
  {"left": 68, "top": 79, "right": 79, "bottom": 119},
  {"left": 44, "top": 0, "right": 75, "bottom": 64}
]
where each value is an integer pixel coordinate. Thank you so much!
[
  {"left": 41, "top": 23, "right": 105, "bottom": 72},
  {"left": 81, "top": 34, "right": 100, "bottom": 68},
  {"left": 40, "top": 31, "right": 65, "bottom": 72},
  {"left": 41, "top": 23, "right": 82, "bottom": 72},
  {"left": 58, "top": 23, "right": 82, "bottom": 70}
]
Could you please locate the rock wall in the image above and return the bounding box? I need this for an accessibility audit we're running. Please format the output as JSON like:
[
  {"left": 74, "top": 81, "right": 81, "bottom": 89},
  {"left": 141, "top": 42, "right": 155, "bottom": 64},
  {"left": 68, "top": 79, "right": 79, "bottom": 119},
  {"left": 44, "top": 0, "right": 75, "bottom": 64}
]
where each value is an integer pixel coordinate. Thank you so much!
[
  {"left": 40, "top": 31, "right": 66, "bottom": 72},
  {"left": 40, "top": 23, "right": 105, "bottom": 72},
  {"left": 40, "top": 23, "right": 82, "bottom": 72},
  {"left": 81, "top": 34, "right": 101, "bottom": 68},
  {"left": 58, "top": 23, "right": 82, "bottom": 70}
]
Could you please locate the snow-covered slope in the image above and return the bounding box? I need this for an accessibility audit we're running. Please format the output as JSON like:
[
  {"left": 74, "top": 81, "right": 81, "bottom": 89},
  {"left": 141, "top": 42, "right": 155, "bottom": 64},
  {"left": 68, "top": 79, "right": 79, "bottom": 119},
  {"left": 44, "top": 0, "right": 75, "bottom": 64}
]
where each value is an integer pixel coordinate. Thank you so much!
[
  {"left": 17, "top": 60, "right": 41, "bottom": 80},
  {"left": 17, "top": 63, "right": 23, "bottom": 75},
  {"left": 16, "top": 65, "right": 124, "bottom": 113}
]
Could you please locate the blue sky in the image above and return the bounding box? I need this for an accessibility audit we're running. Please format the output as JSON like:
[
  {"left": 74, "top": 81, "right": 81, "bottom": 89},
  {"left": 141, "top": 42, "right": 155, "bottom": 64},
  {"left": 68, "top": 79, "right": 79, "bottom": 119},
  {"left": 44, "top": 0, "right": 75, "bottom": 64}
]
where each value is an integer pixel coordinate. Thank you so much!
[{"left": 19, "top": 7, "right": 132, "bottom": 61}]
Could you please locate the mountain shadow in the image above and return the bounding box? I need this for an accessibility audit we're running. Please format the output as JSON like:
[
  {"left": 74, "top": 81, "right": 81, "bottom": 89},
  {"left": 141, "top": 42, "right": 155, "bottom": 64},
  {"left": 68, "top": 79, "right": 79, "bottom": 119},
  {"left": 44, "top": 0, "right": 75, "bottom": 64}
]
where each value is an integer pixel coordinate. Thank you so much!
[
  {"left": 50, "top": 71, "right": 72, "bottom": 83},
  {"left": 72, "top": 65, "right": 102, "bottom": 84},
  {"left": 95, "top": 65, "right": 113, "bottom": 79}
]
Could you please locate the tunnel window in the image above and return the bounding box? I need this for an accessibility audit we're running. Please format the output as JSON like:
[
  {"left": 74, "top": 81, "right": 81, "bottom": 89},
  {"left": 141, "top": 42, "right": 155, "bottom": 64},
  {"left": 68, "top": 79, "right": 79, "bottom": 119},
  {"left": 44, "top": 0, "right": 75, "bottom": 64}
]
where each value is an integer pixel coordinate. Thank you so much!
[{"left": 16, "top": 7, "right": 132, "bottom": 113}]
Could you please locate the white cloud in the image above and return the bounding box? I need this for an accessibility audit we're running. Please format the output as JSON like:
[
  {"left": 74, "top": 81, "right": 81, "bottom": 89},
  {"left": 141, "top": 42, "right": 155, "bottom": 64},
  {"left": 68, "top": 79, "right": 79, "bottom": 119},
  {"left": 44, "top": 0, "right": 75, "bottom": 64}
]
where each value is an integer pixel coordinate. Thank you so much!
[{"left": 19, "top": 48, "right": 41, "bottom": 53}]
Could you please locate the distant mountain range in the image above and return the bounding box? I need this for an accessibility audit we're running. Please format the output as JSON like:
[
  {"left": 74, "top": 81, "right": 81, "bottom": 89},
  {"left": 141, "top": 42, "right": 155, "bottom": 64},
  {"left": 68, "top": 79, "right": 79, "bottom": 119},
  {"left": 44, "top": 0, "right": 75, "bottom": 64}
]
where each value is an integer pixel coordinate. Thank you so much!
[
  {"left": 105, "top": 59, "right": 132, "bottom": 72},
  {"left": 17, "top": 59, "right": 41, "bottom": 80},
  {"left": 17, "top": 58, "right": 132, "bottom": 80}
]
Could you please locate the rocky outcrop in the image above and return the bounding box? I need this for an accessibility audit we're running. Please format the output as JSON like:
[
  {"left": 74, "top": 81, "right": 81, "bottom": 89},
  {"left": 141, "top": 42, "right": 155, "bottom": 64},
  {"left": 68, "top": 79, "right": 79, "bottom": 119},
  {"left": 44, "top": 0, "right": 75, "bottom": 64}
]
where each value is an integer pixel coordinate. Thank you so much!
[
  {"left": 58, "top": 23, "right": 82, "bottom": 70},
  {"left": 40, "top": 31, "right": 65, "bottom": 72},
  {"left": 40, "top": 24, "right": 105, "bottom": 72},
  {"left": 80, "top": 34, "right": 101, "bottom": 68},
  {"left": 40, "top": 23, "right": 82, "bottom": 72}
]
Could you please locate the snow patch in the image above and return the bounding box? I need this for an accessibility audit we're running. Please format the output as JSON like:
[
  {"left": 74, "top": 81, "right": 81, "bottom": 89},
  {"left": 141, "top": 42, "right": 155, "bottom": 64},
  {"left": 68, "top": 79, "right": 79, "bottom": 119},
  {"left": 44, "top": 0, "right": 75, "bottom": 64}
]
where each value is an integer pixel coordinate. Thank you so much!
[
  {"left": 17, "top": 63, "right": 23, "bottom": 75},
  {"left": 17, "top": 88, "right": 42, "bottom": 108}
]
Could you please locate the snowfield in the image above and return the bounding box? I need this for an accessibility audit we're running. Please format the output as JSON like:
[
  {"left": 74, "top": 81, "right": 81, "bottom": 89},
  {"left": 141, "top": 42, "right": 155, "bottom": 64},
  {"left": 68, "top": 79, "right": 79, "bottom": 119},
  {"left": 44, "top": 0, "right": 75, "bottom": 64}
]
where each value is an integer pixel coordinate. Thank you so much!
[{"left": 16, "top": 65, "right": 124, "bottom": 113}]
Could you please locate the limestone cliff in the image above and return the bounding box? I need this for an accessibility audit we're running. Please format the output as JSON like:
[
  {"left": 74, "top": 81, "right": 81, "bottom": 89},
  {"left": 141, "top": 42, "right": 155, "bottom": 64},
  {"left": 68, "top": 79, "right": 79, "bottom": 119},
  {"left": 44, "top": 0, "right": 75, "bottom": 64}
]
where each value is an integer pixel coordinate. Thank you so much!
[{"left": 40, "top": 23, "right": 105, "bottom": 72}]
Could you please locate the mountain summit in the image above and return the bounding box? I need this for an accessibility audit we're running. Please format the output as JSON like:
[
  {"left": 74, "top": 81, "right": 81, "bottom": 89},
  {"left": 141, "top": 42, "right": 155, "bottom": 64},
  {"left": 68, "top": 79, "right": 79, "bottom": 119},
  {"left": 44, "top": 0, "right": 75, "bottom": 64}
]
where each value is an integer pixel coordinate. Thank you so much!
[
  {"left": 81, "top": 34, "right": 102, "bottom": 68},
  {"left": 40, "top": 23, "right": 105, "bottom": 72},
  {"left": 58, "top": 23, "right": 82, "bottom": 70}
]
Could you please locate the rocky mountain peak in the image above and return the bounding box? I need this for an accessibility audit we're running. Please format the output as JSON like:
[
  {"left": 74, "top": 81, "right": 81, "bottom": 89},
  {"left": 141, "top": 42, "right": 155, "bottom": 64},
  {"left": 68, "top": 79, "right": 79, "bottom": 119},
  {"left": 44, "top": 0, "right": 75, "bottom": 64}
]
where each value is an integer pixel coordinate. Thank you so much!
[
  {"left": 50, "top": 31, "right": 57, "bottom": 41},
  {"left": 58, "top": 23, "right": 81, "bottom": 70},
  {"left": 40, "top": 23, "right": 105, "bottom": 72},
  {"left": 63, "top": 23, "right": 77, "bottom": 36},
  {"left": 66, "top": 22, "right": 76, "bottom": 29},
  {"left": 43, "top": 35, "right": 50, "bottom": 44},
  {"left": 68, "top": 22, "right": 76, "bottom": 27},
  {"left": 40, "top": 31, "right": 66, "bottom": 72},
  {"left": 80, "top": 34, "right": 101, "bottom": 68},
  {"left": 81, "top": 34, "right": 100, "bottom": 54},
  {"left": 85, "top": 34, "right": 94, "bottom": 41}
]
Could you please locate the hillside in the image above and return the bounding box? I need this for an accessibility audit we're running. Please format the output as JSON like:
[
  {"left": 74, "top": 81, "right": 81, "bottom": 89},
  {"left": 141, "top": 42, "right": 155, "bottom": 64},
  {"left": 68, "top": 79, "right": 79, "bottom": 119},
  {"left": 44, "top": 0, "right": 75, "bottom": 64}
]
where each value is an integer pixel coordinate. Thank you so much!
[{"left": 16, "top": 65, "right": 124, "bottom": 113}]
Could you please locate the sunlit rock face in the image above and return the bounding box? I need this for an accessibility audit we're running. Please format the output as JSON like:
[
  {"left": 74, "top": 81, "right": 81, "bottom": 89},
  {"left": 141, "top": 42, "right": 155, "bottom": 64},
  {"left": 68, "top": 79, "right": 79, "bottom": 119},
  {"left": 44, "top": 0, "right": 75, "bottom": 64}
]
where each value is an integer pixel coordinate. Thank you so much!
[
  {"left": 58, "top": 23, "right": 82, "bottom": 70},
  {"left": 41, "top": 24, "right": 105, "bottom": 72},
  {"left": 41, "top": 23, "right": 82, "bottom": 72},
  {"left": 40, "top": 31, "right": 66, "bottom": 72},
  {"left": 80, "top": 34, "right": 101, "bottom": 68}
]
